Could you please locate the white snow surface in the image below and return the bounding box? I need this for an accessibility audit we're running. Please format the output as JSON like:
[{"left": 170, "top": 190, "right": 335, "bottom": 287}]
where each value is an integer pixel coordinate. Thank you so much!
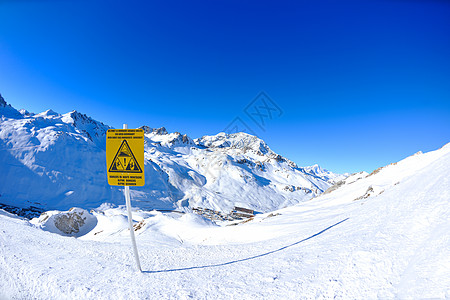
[
  {"left": 0, "top": 100, "right": 343, "bottom": 213},
  {"left": 1, "top": 142, "right": 449, "bottom": 299}
]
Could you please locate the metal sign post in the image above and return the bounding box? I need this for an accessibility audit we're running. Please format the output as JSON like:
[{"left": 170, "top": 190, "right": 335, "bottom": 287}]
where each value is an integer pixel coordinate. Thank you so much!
[
  {"left": 123, "top": 124, "right": 142, "bottom": 272},
  {"left": 106, "top": 124, "right": 145, "bottom": 272}
]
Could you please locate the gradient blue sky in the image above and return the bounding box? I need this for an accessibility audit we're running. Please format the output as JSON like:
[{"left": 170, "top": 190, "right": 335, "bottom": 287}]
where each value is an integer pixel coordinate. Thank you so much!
[{"left": 1, "top": 0, "right": 449, "bottom": 173}]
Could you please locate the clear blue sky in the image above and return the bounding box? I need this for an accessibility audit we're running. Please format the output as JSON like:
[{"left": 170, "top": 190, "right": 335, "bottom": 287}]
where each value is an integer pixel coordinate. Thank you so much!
[{"left": 1, "top": 0, "right": 449, "bottom": 174}]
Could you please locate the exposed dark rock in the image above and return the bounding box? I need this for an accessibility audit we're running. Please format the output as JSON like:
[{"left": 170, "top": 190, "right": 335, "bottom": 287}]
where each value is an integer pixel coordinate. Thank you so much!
[
  {"left": 0, "top": 94, "right": 6, "bottom": 107},
  {"left": 0, "top": 203, "right": 44, "bottom": 219},
  {"left": 54, "top": 210, "right": 86, "bottom": 234},
  {"left": 140, "top": 126, "right": 168, "bottom": 135}
]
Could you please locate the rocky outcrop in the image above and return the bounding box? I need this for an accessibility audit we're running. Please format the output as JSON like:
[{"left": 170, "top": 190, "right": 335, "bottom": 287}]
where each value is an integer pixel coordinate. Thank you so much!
[
  {"left": 140, "top": 126, "right": 168, "bottom": 135},
  {"left": 0, "top": 94, "right": 6, "bottom": 107},
  {"left": 32, "top": 208, "right": 98, "bottom": 237}
]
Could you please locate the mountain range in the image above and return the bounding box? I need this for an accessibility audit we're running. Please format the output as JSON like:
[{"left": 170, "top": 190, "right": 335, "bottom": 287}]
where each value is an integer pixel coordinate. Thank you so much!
[{"left": 0, "top": 94, "right": 346, "bottom": 214}]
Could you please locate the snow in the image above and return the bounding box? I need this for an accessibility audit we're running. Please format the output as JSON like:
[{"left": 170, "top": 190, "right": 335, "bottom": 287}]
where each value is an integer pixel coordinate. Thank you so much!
[{"left": 1, "top": 142, "right": 449, "bottom": 299}]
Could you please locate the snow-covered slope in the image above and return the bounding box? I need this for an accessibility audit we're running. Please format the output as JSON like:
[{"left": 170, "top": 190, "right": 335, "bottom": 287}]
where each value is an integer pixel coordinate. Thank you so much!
[
  {"left": 1, "top": 139, "right": 448, "bottom": 299},
  {"left": 0, "top": 99, "right": 116, "bottom": 210},
  {"left": 0, "top": 95, "right": 342, "bottom": 213},
  {"left": 302, "top": 164, "right": 350, "bottom": 185}
]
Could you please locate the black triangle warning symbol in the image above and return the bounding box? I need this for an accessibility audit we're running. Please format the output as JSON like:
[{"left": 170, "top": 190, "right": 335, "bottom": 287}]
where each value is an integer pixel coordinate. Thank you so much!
[{"left": 108, "top": 140, "right": 143, "bottom": 173}]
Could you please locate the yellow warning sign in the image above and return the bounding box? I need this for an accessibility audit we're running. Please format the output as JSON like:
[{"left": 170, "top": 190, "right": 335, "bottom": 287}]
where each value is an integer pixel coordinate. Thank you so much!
[
  {"left": 106, "top": 129, "right": 145, "bottom": 186},
  {"left": 109, "top": 140, "right": 142, "bottom": 173}
]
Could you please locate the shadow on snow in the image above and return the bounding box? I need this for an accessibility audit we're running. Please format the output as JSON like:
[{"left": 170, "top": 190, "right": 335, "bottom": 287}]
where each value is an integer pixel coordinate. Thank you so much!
[{"left": 144, "top": 218, "right": 349, "bottom": 274}]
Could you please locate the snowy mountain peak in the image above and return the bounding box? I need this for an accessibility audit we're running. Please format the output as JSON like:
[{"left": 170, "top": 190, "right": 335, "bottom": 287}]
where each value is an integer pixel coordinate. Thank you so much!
[
  {"left": 34, "top": 109, "right": 59, "bottom": 118},
  {"left": 62, "top": 110, "right": 108, "bottom": 129},
  {"left": 140, "top": 125, "right": 168, "bottom": 135},
  {"left": 0, "top": 94, "right": 23, "bottom": 119},
  {"left": 60, "top": 110, "right": 110, "bottom": 148},
  {"left": 143, "top": 127, "right": 194, "bottom": 148},
  {"left": 302, "top": 164, "right": 349, "bottom": 185},
  {"left": 196, "top": 132, "right": 272, "bottom": 155},
  {"left": 171, "top": 132, "right": 195, "bottom": 146},
  {"left": 19, "top": 109, "right": 34, "bottom": 117}
]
